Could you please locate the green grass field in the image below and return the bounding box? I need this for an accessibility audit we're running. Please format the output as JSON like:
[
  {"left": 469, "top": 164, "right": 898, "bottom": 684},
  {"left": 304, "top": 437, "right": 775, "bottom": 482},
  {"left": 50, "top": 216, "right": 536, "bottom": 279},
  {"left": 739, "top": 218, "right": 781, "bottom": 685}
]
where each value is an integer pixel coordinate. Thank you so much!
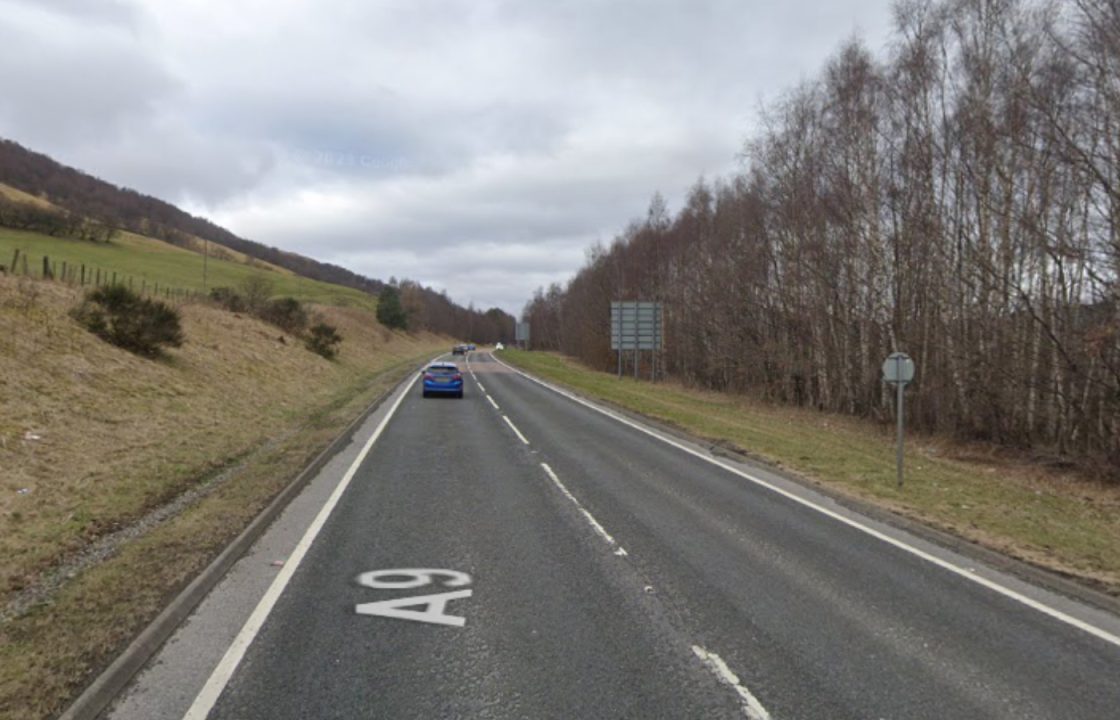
[
  {"left": 0, "top": 227, "right": 377, "bottom": 311},
  {"left": 498, "top": 349, "right": 1120, "bottom": 595}
]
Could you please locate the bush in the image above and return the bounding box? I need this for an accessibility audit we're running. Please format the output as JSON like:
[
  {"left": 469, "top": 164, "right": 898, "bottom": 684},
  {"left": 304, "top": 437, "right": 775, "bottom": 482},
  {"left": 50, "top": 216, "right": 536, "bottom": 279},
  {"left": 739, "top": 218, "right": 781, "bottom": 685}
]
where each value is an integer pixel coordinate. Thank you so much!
[
  {"left": 305, "top": 322, "right": 342, "bottom": 359},
  {"left": 239, "top": 273, "right": 275, "bottom": 312},
  {"left": 72, "top": 285, "right": 184, "bottom": 357},
  {"left": 209, "top": 286, "right": 246, "bottom": 312},
  {"left": 260, "top": 297, "right": 308, "bottom": 334}
]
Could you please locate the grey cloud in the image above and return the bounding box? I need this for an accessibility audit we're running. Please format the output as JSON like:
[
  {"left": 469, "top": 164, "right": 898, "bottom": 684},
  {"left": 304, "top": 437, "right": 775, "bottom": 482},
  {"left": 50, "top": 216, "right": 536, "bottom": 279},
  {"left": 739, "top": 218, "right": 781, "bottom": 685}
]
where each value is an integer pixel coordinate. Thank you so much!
[
  {"left": 0, "top": 6, "right": 176, "bottom": 149},
  {"left": 5, "top": 0, "right": 141, "bottom": 28},
  {"left": 1, "top": 0, "right": 895, "bottom": 314}
]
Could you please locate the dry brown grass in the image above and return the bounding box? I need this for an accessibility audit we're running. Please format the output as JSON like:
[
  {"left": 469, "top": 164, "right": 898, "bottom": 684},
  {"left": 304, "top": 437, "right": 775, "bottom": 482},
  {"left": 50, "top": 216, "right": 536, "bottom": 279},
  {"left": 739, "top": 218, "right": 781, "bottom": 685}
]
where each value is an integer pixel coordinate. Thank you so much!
[
  {"left": 0, "top": 275, "right": 446, "bottom": 718},
  {"left": 0, "top": 184, "right": 56, "bottom": 210},
  {"left": 0, "top": 276, "right": 437, "bottom": 600}
]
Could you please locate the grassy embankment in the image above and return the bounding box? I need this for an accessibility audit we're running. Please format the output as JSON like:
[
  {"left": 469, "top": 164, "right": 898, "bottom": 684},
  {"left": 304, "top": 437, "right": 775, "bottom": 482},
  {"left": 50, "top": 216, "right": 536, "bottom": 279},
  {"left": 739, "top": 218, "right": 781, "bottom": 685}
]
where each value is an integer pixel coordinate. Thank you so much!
[
  {"left": 0, "top": 229, "right": 445, "bottom": 718},
  {"left": 499, "top": 349, "right": 1120, "bottom": 597},
  {"left": 0, "top": 224, "right": 376, "bottom": 311}
]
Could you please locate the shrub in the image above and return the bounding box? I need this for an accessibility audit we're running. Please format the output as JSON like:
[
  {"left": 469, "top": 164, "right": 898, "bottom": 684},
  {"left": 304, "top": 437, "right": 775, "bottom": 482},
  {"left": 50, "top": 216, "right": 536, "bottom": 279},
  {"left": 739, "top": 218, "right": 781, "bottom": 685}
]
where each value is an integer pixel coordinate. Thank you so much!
[
  {"left": 209, "top": 286, "right": 246, "bottom": 312},
  {"left": 260, "top": 297, "right": 308, "bottom": 334},
  {"left": 72, "top": 285, "right": 184, "bottom": 357},
  {"left": 239, "top": 273, "right": 275, "bottom": 312},
  {"left": 305, "top": 322, "right": 342, "bottom": 359}
]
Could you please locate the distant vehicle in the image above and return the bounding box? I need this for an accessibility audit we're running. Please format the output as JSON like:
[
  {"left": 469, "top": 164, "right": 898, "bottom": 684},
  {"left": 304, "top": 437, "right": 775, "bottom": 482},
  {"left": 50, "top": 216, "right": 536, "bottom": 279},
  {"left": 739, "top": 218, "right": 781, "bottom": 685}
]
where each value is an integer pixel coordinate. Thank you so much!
[
  {"left": 468, "top": 343, "right": 476, "bottom": 351},
  {"left": 494, "top": 342, "right": 504, "bottom": 350},
  {"left": 422, "top": 362, "right": 463, "bottom": 398},
  {"left": 452, "top": 345, "right": 467, "bottom": 355}
]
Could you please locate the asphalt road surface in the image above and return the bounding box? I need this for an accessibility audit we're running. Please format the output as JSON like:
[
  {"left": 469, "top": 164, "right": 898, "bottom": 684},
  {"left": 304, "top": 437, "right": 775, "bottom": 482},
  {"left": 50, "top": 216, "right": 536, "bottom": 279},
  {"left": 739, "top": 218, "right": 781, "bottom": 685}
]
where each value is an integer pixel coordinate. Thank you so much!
[{"left": 108, "top": 352, "right": 1120, "bottom": 720}]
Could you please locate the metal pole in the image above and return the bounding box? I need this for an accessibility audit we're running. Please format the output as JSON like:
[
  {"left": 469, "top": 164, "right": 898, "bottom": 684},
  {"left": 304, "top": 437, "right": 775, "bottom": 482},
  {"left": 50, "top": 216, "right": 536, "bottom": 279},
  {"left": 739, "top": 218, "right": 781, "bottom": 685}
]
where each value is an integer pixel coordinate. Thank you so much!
[
  {"left": 633, "top": 301, "right": 639, "bottom": 379},
  {"left": 896, "top": 358, "right": 905, "bottom": 489},
  {"left": 618, "top": 302, "right": 627, "bottom": 380}
]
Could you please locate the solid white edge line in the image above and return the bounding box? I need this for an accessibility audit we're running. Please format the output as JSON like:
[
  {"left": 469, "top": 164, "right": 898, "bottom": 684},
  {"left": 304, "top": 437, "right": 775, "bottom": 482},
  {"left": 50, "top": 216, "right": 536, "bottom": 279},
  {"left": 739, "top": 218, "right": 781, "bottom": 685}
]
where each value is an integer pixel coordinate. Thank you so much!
[
  {"left": 502, "top": 415, "right": 530, "bottom": 445},
  {"left": 692, "top": 645, "right": 771, "bottom": 720},
  {"left": 486, "top": 395, "right": 500, "bottom": 410},
  {"left": 182, "top": 368, "right": 423, "bottom": 719},
  {"left": 493, "top": 355, "right": 1120, "bottom": 651},
  {"left": 540, "top": 463, "right": 625, "bottom": 553}
]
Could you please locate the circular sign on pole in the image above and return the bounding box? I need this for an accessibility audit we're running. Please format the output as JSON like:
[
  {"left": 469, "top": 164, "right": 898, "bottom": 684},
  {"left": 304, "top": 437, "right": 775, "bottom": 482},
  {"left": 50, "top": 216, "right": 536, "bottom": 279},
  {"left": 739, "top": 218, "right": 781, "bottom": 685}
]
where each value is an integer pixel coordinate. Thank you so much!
[{"left": 882, "top": 352, "right": 915, "bottom": 385}]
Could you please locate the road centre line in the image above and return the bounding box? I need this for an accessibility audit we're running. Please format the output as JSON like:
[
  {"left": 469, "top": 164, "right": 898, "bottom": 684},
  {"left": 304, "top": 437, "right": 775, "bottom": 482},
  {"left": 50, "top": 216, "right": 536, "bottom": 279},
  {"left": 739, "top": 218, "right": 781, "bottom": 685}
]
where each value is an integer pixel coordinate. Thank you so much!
[
  {"left": 502, "top": 415, "right": 530, "bottom": 445},
  {"left": 182, "top": 369, "right": 422, "bottom": 719},
  {"left": 487, "top": 395, "right": 500, "bottom": 410},
  {"left": 540, "top": 463, "right": 626, "bottom": 555},
  {"left": 692, "top": 646, "right": 772, "bottom": 720},
  {"left": 491, "top": 355, "right": 1120, "bottom": 651}
]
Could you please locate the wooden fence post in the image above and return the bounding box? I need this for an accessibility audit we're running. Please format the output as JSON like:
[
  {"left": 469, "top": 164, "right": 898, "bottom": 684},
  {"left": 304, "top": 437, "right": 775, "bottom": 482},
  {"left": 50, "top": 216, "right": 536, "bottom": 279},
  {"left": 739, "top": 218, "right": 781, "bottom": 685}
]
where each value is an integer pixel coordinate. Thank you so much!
[{"left": 80, "top": 264, "right": 86, "bottom": 285}]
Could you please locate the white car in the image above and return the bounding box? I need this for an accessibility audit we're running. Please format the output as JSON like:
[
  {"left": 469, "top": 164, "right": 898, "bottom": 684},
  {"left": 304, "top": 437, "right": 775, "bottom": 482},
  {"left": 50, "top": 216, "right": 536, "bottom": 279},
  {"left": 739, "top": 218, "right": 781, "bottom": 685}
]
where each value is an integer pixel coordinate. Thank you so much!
[{"left": 494, "top": 342, "right": 504, "bottom": 350}]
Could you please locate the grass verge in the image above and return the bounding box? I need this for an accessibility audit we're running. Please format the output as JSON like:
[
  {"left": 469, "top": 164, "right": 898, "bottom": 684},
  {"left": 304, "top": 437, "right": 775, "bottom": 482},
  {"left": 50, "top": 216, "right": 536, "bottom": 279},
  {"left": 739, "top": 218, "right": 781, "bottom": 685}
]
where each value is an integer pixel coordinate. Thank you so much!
[{"left": 498, "top": 349, "right": 1120, "bottom": 597}]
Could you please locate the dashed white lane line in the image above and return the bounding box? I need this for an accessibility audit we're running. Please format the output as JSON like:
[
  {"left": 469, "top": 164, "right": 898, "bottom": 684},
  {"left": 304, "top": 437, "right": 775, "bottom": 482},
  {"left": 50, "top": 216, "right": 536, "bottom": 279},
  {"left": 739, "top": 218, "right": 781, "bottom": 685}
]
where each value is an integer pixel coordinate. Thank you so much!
[
  {"left": 502, "top": 415, "right": 530, "bottom": 445},
  {"left": 477, "top": 382, "right": 486, "bottom": 392},
  {"left": 182, "top": 369, "right": 421, "bottom": 720},
  {"left": 492, "top": 355, "right": 1120, "bottom": 652},
  {"left": 486, "top": 395, "right": 500, "bottom": 410},
  {"left": 692, "top": 646, "right": 772, "bottom": 720},
  {"left": 540, "top": 463, "right": 627, "bottom": 556}
]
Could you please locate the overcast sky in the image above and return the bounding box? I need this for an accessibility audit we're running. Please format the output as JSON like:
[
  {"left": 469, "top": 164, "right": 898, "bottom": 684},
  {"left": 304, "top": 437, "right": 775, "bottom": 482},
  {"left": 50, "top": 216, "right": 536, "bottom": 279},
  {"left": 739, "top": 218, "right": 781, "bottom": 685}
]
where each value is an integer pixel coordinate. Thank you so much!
[{"left": 0, "top": 0, "right": 894, "bottom": 314}]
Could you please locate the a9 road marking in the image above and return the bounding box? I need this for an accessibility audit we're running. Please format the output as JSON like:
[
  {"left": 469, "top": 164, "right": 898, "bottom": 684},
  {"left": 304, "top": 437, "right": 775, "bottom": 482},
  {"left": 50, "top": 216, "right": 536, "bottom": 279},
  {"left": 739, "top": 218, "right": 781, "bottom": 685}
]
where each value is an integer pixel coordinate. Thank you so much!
[{"left": 355, "top": 568, "right": 473, "bottom": 627}]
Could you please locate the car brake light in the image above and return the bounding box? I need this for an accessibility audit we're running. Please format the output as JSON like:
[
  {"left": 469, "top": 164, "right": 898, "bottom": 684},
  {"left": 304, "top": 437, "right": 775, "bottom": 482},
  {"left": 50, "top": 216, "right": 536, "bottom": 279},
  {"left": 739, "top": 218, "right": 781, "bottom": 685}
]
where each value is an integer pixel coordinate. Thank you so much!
[
  {"left": 423, "top": 373, "right": 435, "bottom": 381},
  {"left": 452, "top": 374, "right": 462, "bottom": 381}
]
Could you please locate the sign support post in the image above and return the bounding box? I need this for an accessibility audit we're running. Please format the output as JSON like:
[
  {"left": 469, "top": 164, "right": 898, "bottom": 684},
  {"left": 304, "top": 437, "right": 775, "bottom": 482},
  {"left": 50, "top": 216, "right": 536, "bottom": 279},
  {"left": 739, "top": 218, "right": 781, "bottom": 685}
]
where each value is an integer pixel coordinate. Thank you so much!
[
  {"left": 896, "top": 374, "right": 904, "bottom": 488},
  {"left": 881, "top": 352, "right": 916, "bottom": 489}
]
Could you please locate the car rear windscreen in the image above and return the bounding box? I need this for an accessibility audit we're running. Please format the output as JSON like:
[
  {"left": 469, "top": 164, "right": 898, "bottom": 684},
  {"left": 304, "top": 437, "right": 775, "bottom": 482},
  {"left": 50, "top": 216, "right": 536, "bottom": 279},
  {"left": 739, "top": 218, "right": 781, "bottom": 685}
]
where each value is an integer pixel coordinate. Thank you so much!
[{"left": 427, "top": 367, "right": 457, "bottom": 375}]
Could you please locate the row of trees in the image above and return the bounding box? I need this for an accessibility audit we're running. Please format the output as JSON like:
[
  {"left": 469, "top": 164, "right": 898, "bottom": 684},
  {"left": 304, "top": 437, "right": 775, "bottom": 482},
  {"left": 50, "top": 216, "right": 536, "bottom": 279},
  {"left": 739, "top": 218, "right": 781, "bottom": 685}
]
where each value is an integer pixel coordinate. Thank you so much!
[
  {"left": 384, "top": 281, "right": 515, "bottom": 345},
  {"left": 525, "top": 0, "right": 1120, "bottom": 470},
  {"left": 0, "top": 196, "right": 117, "bottom": 242}
]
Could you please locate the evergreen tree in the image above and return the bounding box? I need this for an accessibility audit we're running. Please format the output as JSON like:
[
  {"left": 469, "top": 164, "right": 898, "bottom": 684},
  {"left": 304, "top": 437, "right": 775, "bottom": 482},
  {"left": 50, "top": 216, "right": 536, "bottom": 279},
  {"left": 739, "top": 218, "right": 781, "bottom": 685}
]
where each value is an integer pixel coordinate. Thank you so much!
[{"left": 377, "top": 285, "right": 408, "bottom": 330}]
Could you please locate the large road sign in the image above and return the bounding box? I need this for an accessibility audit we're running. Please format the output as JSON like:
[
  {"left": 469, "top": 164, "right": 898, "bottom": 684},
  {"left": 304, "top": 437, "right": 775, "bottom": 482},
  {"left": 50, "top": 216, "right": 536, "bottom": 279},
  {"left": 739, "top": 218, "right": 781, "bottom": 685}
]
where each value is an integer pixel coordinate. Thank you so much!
[{"left": 611, "top": 301, "right": 662, "bottom": 351}]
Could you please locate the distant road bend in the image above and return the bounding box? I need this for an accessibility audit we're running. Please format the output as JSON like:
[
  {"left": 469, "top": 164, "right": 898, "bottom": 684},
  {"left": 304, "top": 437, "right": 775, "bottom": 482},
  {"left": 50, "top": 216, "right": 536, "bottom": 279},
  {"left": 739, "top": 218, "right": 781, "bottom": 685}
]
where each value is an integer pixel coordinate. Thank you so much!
[{"left": 107, "top": 352, "right": 1120, "bottom": 720}]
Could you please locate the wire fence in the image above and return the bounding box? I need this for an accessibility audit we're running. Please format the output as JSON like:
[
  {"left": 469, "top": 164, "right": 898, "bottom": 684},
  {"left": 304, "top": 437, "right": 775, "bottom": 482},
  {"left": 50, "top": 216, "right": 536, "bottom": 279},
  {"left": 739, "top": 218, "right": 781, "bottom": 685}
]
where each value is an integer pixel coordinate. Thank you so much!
[{"left": 3, "top": 248, "right": 204, "bottom": 302}]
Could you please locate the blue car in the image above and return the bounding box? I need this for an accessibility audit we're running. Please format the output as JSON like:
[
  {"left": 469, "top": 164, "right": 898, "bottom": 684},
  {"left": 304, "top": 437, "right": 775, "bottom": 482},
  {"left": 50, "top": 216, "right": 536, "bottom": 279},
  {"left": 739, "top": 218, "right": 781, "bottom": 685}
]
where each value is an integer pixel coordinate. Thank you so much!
[{"left": 422, "top": 362, "right": 464, "bottom": 398}]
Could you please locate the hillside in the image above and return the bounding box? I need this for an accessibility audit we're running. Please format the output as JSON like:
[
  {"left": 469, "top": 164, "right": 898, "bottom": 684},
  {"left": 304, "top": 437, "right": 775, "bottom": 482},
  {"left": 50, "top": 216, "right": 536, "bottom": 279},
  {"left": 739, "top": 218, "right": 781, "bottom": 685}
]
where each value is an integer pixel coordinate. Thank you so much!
[
  {"left": 0, "top": 225, "right": 378, "bottom": 311},
  {"left": 0, "top": 139, "right": 384, "bottom": 295},
  {"left": 0, "top": 139, "right": 517, "bottom": 342}
]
